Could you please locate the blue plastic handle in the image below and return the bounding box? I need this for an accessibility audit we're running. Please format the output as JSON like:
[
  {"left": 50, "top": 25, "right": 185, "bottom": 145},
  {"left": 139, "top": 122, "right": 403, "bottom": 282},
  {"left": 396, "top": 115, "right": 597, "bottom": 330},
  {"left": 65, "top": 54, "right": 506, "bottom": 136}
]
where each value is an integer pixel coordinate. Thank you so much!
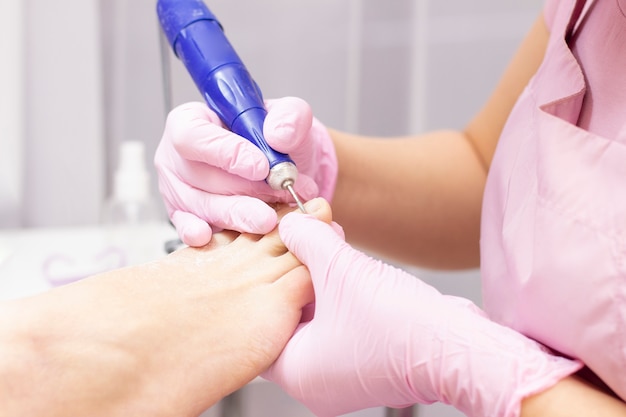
[{"left": 157, "top": 0, "right": 294, "bottom": 170}]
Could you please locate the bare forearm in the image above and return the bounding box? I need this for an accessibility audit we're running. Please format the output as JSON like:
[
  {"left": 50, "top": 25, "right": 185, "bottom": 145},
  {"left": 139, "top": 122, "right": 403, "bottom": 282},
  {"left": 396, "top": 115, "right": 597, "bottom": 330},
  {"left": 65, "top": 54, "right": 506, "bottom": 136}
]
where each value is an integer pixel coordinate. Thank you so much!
[
  {"left": 521, "top": 376, "right": 626, "bottom": 417},
  {"left": 329, "top": 14, "right": 553, "bottom": 270},
  {"left": 330, "top": 128, "right": 486, "bottom": 269}
]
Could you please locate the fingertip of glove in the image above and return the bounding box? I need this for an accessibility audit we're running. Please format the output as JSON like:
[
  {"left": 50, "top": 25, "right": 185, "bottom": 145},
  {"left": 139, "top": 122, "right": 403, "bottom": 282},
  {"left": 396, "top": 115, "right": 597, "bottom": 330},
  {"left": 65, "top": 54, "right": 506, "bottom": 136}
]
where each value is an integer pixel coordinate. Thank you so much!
[
  {"left": 278, "top": 202, "right": 334, "bottom": 249},
  {"left": 278, "top": 212, "right": 312, "bottom": 241},
  {"left": 264, "top": 98, "right": 313, "bottom": 150},
  {"left": 180, "top": 227, "right": 212, "bottom": 248},
  {"left": 172, "top": 211, "right": 213, "bottom": 247}
]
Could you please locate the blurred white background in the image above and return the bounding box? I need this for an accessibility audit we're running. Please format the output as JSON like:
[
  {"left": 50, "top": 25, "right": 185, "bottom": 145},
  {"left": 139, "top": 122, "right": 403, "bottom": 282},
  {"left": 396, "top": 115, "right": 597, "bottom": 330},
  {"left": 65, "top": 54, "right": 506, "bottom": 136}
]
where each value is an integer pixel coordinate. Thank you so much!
[{"left": 0, "top": 0, "right": 543, "bottom": 415}]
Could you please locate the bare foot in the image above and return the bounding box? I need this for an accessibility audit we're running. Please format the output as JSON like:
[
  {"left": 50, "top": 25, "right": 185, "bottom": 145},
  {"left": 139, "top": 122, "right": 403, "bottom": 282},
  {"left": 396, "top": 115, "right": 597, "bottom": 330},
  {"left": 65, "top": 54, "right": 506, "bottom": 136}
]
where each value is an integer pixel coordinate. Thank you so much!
[{"left": 0, "top": 198, "right": 333, "bottom": 417}]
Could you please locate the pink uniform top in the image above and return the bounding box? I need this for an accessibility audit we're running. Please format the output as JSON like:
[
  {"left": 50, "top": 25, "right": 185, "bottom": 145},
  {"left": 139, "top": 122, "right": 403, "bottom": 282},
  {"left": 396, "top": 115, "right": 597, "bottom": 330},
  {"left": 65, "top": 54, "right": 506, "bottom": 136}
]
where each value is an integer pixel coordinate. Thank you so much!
[
  {"left": 545, "top": 0, "right": 626, "bottom": 140},
  {"left": 480, "top": 0, "right": 626, "bottom": 400}
]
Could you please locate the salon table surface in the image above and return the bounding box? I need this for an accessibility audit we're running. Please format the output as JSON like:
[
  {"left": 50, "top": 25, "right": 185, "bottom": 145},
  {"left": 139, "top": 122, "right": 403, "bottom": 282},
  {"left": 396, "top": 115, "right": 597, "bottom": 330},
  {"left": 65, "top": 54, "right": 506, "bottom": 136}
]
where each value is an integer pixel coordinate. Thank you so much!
[{"left": 0, "top": 222, "right": 179, "bottom": 301}]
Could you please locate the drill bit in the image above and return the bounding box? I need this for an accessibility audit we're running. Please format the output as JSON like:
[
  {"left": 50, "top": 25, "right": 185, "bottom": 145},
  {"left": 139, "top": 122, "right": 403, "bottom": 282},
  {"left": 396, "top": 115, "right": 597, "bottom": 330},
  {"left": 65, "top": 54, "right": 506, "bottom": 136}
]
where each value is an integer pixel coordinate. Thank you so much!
[{"left": 283, "top": 180, "right": 307, "bottom": 213}]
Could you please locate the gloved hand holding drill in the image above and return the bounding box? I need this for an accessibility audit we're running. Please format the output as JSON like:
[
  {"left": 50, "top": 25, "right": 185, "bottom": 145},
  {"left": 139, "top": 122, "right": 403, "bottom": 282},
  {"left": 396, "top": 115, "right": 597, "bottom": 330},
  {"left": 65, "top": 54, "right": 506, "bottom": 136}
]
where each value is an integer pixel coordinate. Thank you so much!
[{"left": 155, "top": 97, "right": 337, "bottom": 246}]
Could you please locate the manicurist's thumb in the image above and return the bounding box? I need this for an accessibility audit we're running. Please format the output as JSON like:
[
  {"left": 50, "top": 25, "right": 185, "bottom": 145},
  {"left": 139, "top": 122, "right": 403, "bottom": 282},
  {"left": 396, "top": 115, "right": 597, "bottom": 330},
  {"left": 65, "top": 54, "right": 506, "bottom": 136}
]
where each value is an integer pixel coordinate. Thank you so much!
[{"left": 279, "top": 198, "right": 346, "bottom": 287}]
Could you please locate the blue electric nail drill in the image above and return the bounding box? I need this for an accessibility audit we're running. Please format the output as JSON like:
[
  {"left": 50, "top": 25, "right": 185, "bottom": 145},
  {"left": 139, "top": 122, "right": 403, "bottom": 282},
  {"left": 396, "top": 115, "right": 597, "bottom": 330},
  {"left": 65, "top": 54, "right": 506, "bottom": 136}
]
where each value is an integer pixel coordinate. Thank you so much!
[{"left": 157, "top": 0, "right": 306, "bottom": 212}]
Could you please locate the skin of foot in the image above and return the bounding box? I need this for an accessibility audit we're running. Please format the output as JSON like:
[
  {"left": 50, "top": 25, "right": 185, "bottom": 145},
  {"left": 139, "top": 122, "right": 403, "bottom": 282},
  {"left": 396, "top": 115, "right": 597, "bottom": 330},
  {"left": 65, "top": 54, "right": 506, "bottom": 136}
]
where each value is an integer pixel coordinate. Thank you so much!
[{"left": 0, "top": 199, "right": 332, "bottom": 417}]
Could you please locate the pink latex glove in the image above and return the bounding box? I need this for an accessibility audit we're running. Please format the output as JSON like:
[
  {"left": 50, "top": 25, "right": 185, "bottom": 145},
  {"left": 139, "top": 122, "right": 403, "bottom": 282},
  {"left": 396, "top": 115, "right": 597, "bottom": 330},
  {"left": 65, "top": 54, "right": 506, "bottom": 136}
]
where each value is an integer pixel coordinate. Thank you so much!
[
  {"left": 265, "top": 201, "right": 582, "bottom": 417},
  {"left": 154, "top": 97, "right": 337, "bottom": 247}
]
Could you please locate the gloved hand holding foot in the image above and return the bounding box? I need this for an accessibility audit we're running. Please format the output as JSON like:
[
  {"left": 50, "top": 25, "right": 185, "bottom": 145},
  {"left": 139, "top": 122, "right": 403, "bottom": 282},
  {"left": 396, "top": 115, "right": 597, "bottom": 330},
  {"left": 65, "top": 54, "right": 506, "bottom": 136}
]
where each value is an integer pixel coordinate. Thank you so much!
[
  {"left": 154, "top": 97, "right": 337, "bottom": 247},
  {"left": 265, "top": 199, "right": 582, "bottom": 417}
]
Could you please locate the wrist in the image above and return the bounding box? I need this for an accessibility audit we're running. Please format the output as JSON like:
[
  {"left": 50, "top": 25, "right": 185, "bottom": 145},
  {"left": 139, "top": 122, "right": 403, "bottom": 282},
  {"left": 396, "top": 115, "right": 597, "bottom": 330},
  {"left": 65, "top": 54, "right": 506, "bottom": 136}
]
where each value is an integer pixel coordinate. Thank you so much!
[
  {"left": 521, "top": 375, "right": 626, "bottom": 417},
  {"left": 444, "top": 331, "right": 581, "bottom": 417},
  {"left": 404, "top": 296, "right": 582, "bottom": 417}
]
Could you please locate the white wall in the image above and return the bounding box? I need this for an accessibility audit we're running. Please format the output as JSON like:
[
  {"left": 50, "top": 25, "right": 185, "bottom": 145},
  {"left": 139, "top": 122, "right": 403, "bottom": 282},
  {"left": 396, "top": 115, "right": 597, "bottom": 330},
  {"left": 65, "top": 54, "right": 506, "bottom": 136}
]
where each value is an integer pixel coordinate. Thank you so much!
[
  {"left": 0, "top": 0, "right": 24, "bottom": 227},
  {"left": 20, "top": 0, "right": 105, "bottom": 228}
]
